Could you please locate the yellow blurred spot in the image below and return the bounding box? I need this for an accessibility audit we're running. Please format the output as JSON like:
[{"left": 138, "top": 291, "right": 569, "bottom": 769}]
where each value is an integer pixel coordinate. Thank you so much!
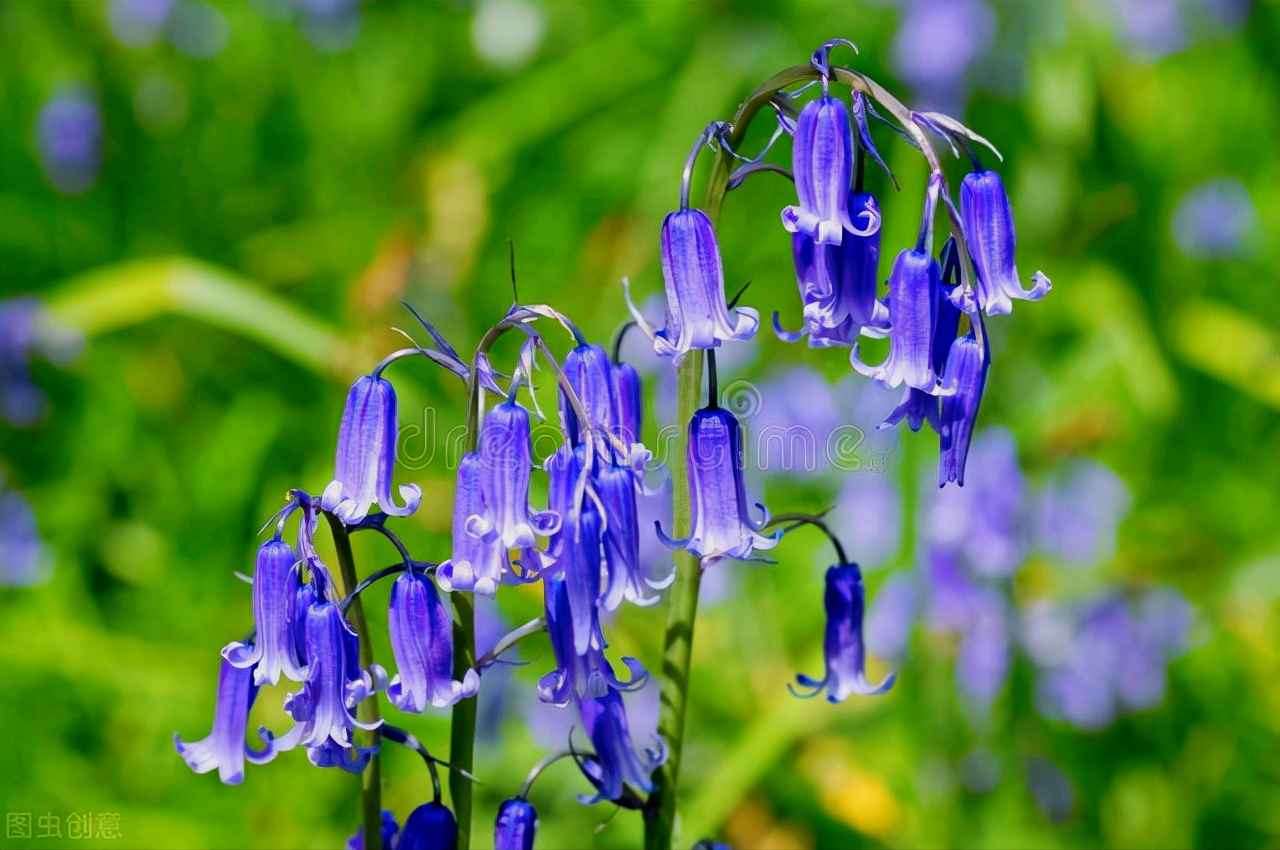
[
  {"left": 800, "top": 737, "right": 902, "bottom": 839},
  {"left": 725, "top": 798, "right": 813, "bottom": 850}
]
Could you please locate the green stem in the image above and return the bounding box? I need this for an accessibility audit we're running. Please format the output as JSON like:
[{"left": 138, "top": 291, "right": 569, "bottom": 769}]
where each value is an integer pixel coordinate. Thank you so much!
[
  {"left": 448, "top": 592, "right": 478, "bottom": 849},
  {"left": 326, "top": 514, "right": 384, "bottom": 850},
  {"left": 644, "top": 64, "right": 818, "bottom": 850}
]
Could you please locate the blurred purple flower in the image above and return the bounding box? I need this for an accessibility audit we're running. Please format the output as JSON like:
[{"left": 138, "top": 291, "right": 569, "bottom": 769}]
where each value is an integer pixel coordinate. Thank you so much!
[
  {"left": 37, "top": 91, "right": 102, "bottom": 195},
  {"left": 831, "top": 474, "right": 902, "bottom": 569},
  {"left": 1, "top": 298, "right": 46, "bottom": 426},
  {"left": 0, "top": 481, "right": 46, "bottom": 586},
  {"left": 925, "top": 427, "right": 1029, "bottom": 579},
  {"left": 1031, "top": 589, "right": 1190, "bottom": 730},
  {"left": 955, "top": 590, "right": 1010, "bottom": 709},
  {"left": 108, "top": 0, "right": 176, "bottom": 48},
  {"left": 1109, "top": 0, "right": 1186, "bottom": 61},
  {"left": 751, "top": 365, "right": 843, "bottom": 478},
  {"left": 891, "top": 0, "right": 996, "bottom": 113},
  {"left": 1172, "top": 178, "right": 1258, "bottom": 259},
  {"left": 1035, "top": 459, "right": 1131, "bottom": 568},
  {"left": 864, "top": 571, "right": 918, "bottom": 660}
]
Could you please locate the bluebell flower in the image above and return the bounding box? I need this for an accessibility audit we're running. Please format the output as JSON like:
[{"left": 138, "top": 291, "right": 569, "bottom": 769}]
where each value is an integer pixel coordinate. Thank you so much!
[
  {"left": 561, "top": 343, "right": 616, "bottom": 448},
  {"left": 794, "top": 564, "right": 896, "bottom": 701},
  {"left": 660, "top": 407, "right": 779, "bottom": 564},
  {"left": 628, "top": 209, "right": 759, "bottom": 365},
  {"left": 174, "top": 655, "right": 283, "bottom": 785},
  {"left": 538, "top": 576, "right": 647, "bottom": 706},
  {"left": 321, "top": 374, "right": 422, "bottom": 524},
  {"left": 937, "top": 331, "right": 989, "bottom": 487},
  {"left": 222, "top": 538, "right": 308, "bottom": 685},
  {"left": 851, "top": 249, "right": 943, "bottom": 391},
  {"left": 881, "top": 239, "right": 963, "bottom": 433},
  {"left": 476, "top": 400, "right": 560, "bottom": 549},
  {"left": 36, "top": 91, "right": 102, "bottom": 195},
  {"left": 599, "top": 463, "right": 672, "bottom": 610},
  {"left": 783, "top": 95, "right": 856, "bottom": 245},
  {"left": 283, "top": 597, "right": 383, "bottom": 749},
  {"left": 396, "top": 801, "right": 458, "bottom": 850},
  {"left": 960, "top": 169, "right": 1051, "bottom": 316},
  {"left": 0, "top": 480, "right": 45, "bottom": 586},
  {"left": 542, "top": 444, "right": 601, "bottom": 654},
  {"left": 864, "top": 572, "right": 919, "bottom": 661},
  {"left": 437, "top": 453, "right": 507, "bottom": 595},
  {"left": 493, "top": 798, "right": 538, "bottom": 850},
  {"left": 576, "top": 688, "right": 666, "bottom": 805},
  {"left": 346, "top": 810, "right": 399, "bottom": 850},
  {"left": 387, "top": 572, "right": 479, "bottom": 711},
  {"left": 610, "top": 359, "right": 653, "bottom": 470},
  {"left": 777, "top": 193, "right": 889, "bottom": 348}
]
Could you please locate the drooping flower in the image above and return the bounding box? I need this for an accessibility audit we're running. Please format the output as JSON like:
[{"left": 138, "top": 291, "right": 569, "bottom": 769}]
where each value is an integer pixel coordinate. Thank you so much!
[
  {"left": 437, "top": 453, "right": 508, "bottom": 596},
  {"left": 538, "top": 576, "right": 647, "bottom": 707},
  {"left": 387, "top": 571, "right": 479, "bottom": 711},
  {"left": 661, "top": 407, "right": 779, "bottom": 564},
  {"left": 610, "top": 358, "right": 652, "bottom": 470},
  {"left": 576, "top": 688, "right": 666, "bottom": 805},
  {"left": 628, "top": 208, "right": 759, "bottom": 365},
  {"left": 174, "top": 655, "right": 283, "bottom": 785},
  {"left": 321, "top": 374, "right": 422, "bottom": 524},
  {"left": 783, "top": 95, "right": 856, "bottom": 245},
  {"left": 777, "top": 192, "right": 888, "bottom": 348},
  {"left": 36, "top": 90, "right": 102, "bottom": 195},
  {"left": 599, "top": 463, "right": 673, "bottom": 610},
  {"left": 960, "top": 169, "right": 1051, "bottom": 316},
  {"left": 396, "top": 801, "right": 458, "bottom": 850},
  {"left": 851, "top": 249, "right": 942, "bottom": 391},
  {"left": 222, "top": 538, "right": 308, "bottom": 685},
  {"left": 561, "top": 343, "right": 616, "bottom": 448},
  {"left": 476, "top": 400, "right": 560, "bottom": 549},
  {"left": 283, "top": 598, "right": 383, "bottom": 749},
  {"left": 346, "top": 810, "right": 400, "bottom": 850},
  {"left": 493, "top": 798, "right": 538, "bottom": 850},
  {"left": 881, "top": 238, "right": 963, "bottom": 433},
  {"left": 937, "top": 331, "right": 989, "bottom": 487},
  {"left": 794, "top": 564, "right": 896, "bottom": 702}
]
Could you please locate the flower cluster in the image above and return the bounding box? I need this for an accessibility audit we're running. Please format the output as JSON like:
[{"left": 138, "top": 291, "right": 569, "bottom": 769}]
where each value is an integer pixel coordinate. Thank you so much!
[{"left": 171, "top": 37, "right": 1061, "bottom": 850}]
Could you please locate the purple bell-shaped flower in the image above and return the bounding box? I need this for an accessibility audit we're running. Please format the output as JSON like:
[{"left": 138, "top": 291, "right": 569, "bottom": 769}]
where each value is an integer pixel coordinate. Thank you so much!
[
  {"left": 493, "top": 798, "right": 538, "bottom": 850},
  {"left": 387, "top": 571, "right": 479, "bottom": 711},
  {"left": 660, "top": 407, "right": 780, "bottom": 564},
  {"left": 222, "top": 538, "right": 308, "bottom": 685},
  {"left": 576, "top": 688, "right": 666, "bottom": 805},
  {"left": 437, "top": 453, "right": 508, "bottom": 596},
  {"left": 960, "top": 169, "right": 1051, "bottom": 316},
  {"left": 783, "top": 95, "right": 856, "bottom": 245},
  {"left": 794, "top": 563, "right": 896, "bottom": 702},
  {"left": 321, "top": 374, "right": 421, "bottom": 524},
  {"left": 476, "top": 400, "right": 560, "bottom": 549},
  {"left": 627, "top": 208, "right": 758, "bottom": 366},
  {"left": 174, "top": 655, "right": 284, "bottom": 785}
]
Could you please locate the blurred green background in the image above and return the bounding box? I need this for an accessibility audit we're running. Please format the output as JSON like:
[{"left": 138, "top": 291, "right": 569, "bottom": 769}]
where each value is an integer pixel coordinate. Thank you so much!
[{"left": 2, "top": 1, "right": 1278, "bottom": 848}]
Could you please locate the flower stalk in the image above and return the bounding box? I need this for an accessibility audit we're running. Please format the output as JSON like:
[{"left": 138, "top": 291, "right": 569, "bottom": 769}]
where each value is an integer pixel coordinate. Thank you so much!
[{"left": 325, "top": 513, "right": 385, "bottom": 850}]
